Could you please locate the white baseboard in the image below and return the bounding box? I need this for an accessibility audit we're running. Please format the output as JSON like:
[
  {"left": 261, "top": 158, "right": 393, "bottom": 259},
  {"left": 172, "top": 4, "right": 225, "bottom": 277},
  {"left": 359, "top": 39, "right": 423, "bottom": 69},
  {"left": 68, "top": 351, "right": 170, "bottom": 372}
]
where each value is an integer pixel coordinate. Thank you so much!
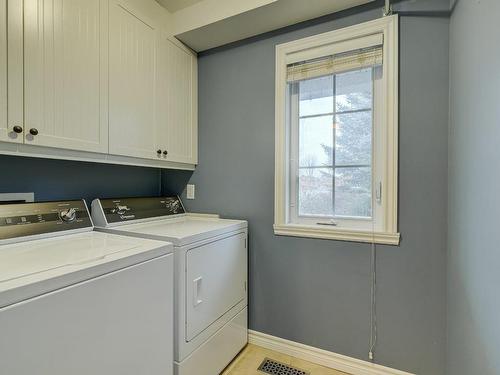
[{"left": 248, "top": 330, "right": 415, "bottom": 375}]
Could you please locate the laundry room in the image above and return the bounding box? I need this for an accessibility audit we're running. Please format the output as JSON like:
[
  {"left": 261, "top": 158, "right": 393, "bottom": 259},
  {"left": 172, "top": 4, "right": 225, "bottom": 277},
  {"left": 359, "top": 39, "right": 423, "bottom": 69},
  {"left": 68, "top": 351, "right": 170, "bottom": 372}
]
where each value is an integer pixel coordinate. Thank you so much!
[{"left": 0, "top": 1, "right": 498, "bottom": 375}]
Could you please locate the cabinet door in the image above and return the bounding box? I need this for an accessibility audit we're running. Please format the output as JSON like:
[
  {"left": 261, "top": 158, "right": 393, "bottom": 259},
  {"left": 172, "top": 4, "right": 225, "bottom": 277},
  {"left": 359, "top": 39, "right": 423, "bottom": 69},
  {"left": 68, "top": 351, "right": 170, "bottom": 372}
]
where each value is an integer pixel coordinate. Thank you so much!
[
  {"left": 0, "top": 0, "right": 22, "bottom": 143},
  {"left": 23, "top": 0, "right": 109, "bottom": 153},
  {"left": 108, "top": 0, "right": 159, "bottom": 160},
  {"left": 158, "top": 38, "right": 198, "bottom": 165}
]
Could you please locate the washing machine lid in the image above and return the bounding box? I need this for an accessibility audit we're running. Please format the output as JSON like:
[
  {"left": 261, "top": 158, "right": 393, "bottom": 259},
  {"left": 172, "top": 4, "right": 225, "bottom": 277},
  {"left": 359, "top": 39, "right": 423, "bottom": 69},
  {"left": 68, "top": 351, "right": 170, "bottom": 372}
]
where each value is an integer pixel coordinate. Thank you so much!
[
  {"left": 0, "top": 231, "right": 172, "bottom": 308},
  {"left": 92, "top": 196, "right": 247, "bottom": 246}
]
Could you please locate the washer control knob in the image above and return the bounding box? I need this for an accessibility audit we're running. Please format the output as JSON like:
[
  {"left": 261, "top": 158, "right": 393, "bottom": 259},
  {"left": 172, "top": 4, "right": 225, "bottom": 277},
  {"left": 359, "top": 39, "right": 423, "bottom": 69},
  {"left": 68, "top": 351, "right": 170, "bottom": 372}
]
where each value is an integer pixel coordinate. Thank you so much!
[
  {"left": 116, "top": 205, "right": 130, "bottom": 215},
  {"left": 60, "top": 208, "right": 77, "bottom": 222}
]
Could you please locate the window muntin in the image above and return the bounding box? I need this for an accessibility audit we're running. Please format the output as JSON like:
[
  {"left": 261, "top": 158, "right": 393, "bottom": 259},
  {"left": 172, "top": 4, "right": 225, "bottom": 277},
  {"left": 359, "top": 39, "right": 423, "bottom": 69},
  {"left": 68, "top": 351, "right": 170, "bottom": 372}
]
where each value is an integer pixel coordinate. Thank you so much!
[{"left": 289, "top": 67, "right": 376, "bottom": 225}]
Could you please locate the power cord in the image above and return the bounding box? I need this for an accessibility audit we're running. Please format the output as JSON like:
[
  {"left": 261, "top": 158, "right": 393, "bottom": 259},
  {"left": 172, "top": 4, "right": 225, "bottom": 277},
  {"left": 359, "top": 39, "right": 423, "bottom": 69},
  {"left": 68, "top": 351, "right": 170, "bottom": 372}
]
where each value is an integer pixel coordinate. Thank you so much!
[
  {"left": 369, "top": 219, "right": 377, "bottom": 361},
  {"left": 368, "top": 241, "right": 377, "bottom": 360}
]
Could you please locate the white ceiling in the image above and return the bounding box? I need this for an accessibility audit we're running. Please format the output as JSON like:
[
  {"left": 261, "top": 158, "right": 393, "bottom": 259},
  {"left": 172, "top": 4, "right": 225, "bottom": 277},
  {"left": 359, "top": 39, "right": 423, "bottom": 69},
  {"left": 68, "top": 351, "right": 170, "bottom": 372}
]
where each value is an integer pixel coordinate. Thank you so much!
[
  {"left": 175, "top": 0, "right": 375, "bottom": 51},
  {"left": 155, "top": 0, "right": 204, "bottom": 12}
]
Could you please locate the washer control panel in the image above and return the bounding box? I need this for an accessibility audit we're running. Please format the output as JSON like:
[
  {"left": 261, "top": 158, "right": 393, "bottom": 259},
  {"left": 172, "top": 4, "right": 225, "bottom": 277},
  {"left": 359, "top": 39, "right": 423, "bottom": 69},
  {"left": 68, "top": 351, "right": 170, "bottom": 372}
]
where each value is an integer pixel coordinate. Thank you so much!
[
  {"left": 98, "top": 196, "right": 185, "bottom": 224},
  {"left": 0, "top": 200, "right": 92, "bottom": 240}
]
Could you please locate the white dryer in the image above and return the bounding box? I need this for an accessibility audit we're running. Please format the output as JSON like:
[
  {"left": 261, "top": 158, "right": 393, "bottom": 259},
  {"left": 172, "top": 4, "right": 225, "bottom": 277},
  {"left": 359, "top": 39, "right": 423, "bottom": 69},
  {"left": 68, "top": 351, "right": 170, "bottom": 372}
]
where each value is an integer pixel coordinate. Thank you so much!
[
  {"left": 91, "top": 196, "right": 248, "bottom": 375},
  {"left": 0, "top": 200, "right": 174, "bottom": 375}
]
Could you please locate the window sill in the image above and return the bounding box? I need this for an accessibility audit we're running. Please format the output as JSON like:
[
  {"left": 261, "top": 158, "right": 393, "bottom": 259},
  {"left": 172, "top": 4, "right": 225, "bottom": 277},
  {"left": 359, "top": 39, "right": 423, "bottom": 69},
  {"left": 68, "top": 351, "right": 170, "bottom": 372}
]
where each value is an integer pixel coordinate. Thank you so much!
[{"left": 273, "top": 224, "right": 400, "bottom": 245}]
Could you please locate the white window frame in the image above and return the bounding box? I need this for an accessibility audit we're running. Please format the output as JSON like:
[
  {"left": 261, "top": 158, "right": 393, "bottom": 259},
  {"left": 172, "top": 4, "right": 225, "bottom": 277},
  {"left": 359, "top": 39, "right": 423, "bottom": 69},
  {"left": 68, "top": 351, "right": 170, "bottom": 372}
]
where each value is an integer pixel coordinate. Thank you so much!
[
  {"left": 287, "top": 66, "right": 382, "bottom": 228},
  {"left": 274, "top": 15, "right": 400, "bottom": 245}
]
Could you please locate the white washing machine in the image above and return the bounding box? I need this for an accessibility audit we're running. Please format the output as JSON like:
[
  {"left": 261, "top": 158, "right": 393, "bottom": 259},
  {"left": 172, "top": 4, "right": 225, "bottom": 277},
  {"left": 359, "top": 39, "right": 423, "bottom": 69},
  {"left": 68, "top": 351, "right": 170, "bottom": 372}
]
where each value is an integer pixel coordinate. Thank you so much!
[
  {"left": 0, "top": 200, "right": 174, "bottom": 375},
  {"left": 91, "top": 196, "right": 248, "bottom": 375}
]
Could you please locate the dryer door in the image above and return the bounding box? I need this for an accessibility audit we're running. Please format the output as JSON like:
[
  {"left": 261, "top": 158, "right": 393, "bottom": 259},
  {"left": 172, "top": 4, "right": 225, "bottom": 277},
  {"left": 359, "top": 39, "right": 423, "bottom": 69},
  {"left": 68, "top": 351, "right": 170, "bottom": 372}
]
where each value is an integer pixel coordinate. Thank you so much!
[{"left": 186, "top": 232, "right": 247, "bottom": 341}]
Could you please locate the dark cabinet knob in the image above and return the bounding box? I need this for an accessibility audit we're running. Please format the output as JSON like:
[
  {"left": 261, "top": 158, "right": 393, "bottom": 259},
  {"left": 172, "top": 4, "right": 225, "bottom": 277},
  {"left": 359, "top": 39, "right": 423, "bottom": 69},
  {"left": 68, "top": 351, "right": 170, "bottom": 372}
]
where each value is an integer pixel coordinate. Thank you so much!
[
  {"left": 157, "top": 149, "right": 162, "bottom": 154},
  {"left": 29, "top": 128, "right": 38, "bottom": 136},
  {"left": 163, "top": 150, "right": 168, "bottom": 155},
  {"left": 12, "top": 125, "right": 23, "bottom": 134}
]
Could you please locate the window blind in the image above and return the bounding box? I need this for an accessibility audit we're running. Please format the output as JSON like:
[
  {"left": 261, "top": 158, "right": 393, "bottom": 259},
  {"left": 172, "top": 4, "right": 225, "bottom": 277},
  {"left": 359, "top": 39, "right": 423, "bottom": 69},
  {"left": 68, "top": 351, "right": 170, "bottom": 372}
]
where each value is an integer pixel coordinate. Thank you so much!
[{"left": 286, "top": 44, "right": 383, "bottom": 83}]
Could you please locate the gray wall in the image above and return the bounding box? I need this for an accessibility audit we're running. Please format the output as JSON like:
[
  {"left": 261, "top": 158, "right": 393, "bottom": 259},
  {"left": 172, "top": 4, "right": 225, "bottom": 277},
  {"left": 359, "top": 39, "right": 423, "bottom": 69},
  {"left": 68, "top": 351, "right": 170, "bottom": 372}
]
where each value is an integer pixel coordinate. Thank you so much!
[
  {"left": 448, "top": 1, "right": 500, "bottom": 374},
  {"left": 0, "top": 154, "right": 191, "bottom": 204},
  {"left": 181, "top": 4, "right": 449, "bottom": 374},
  {"left": 0, "top": 155, "right": 160, "bottom": 202}
]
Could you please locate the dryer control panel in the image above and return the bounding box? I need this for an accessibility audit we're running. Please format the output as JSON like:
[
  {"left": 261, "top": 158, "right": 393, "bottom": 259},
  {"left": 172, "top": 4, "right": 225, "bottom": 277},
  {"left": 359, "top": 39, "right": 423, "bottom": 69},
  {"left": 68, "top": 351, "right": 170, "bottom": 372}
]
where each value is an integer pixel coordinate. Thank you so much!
[
  {"left": 0, "top": 200, "right": 92, "bottom": 240},
  {"left": 96, "top": 196, "right": 185, "bottom": 224}
]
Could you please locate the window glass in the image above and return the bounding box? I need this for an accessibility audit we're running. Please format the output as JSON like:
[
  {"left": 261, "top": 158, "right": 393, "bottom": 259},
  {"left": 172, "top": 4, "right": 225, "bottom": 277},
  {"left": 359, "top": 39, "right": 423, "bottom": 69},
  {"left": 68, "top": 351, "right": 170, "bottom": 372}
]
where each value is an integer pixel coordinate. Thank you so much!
[
  {"left": 335, "top": 111, "right": 372, "bottom": 166},
  {"left": 293, "top": 68, "right": 373, "bottom": 219},
  {"left": 299, "top": 75, "right": 333, "bottom": 117},
  {"left": 336, "top": 69, "right": 372, "bottom": 112},
  {"left": 298, "top": 168, "right": 333, "bottom": 216},
  {"left": 335, "top": 167, "right": 372, "bottom": 217},
  {"left": 299, "top": 116, "right": 334, "bottom": 167}
]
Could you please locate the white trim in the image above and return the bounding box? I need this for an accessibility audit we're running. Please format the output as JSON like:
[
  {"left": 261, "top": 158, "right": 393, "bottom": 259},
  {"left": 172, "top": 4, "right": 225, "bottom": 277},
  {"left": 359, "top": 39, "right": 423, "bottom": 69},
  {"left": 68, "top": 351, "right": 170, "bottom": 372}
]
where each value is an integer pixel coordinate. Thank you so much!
[
  {"left": 273, "top": 224, "right": 400, "bottom": 245},
  {"left": 248, "top": 330, "right": 415, "bottom": 375},
  {"left": 274, "top": 16, "right": 399, "bottom": 245},
  {"left": 0, "top": 142, "right": 196, "bottom": 170}
]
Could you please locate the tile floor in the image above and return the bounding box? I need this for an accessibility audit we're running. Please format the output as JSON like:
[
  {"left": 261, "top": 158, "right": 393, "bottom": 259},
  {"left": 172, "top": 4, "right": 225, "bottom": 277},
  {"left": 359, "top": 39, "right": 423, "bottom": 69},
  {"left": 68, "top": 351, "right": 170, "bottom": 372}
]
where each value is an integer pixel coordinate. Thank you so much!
[{"left": 221, "top": 344, "right": 350, "bottom": 375}]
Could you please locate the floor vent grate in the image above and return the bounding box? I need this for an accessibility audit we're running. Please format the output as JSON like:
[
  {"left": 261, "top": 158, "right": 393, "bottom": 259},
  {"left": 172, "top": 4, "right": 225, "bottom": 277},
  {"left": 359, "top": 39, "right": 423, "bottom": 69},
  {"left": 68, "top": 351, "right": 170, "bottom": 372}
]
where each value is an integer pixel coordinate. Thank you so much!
[{"left": 258, "top": 358, "right": 309, "bottom": 375}]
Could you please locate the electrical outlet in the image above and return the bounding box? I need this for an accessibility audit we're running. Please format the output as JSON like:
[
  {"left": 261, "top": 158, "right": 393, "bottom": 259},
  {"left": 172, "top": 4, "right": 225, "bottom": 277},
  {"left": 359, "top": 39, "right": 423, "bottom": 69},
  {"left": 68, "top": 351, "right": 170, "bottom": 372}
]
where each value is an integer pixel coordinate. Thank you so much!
[{"left": 186, "top": 184, "right": 195, "bottom": 200}]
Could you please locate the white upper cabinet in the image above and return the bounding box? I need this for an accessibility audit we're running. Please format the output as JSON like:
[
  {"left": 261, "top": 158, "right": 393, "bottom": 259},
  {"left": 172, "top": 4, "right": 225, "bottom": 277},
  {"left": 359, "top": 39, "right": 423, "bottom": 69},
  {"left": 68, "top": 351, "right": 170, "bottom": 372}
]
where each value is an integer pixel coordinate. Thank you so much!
[
  {"left": 23, "top": 0, "right": 109, "bottom": 153},
  {"left": 108, "top": 0, "right": 159, "bottom": 160},
  {"left": 0, "top": 0, "right": 197, "bottom": 169},
  {"left": 157, "top": 36, "right": 198, "bottom": 165}
]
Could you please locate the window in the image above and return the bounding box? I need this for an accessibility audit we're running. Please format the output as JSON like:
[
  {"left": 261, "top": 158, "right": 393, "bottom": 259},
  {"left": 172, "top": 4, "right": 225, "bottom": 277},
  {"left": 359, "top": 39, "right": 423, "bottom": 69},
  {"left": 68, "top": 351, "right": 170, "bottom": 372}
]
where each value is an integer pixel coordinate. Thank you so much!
[
  {"left": 274, "top": 16, "right": 400, "bottom": 245},
  {"left": 290, "top": 68, "right": 376, "bottom": 223}
]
